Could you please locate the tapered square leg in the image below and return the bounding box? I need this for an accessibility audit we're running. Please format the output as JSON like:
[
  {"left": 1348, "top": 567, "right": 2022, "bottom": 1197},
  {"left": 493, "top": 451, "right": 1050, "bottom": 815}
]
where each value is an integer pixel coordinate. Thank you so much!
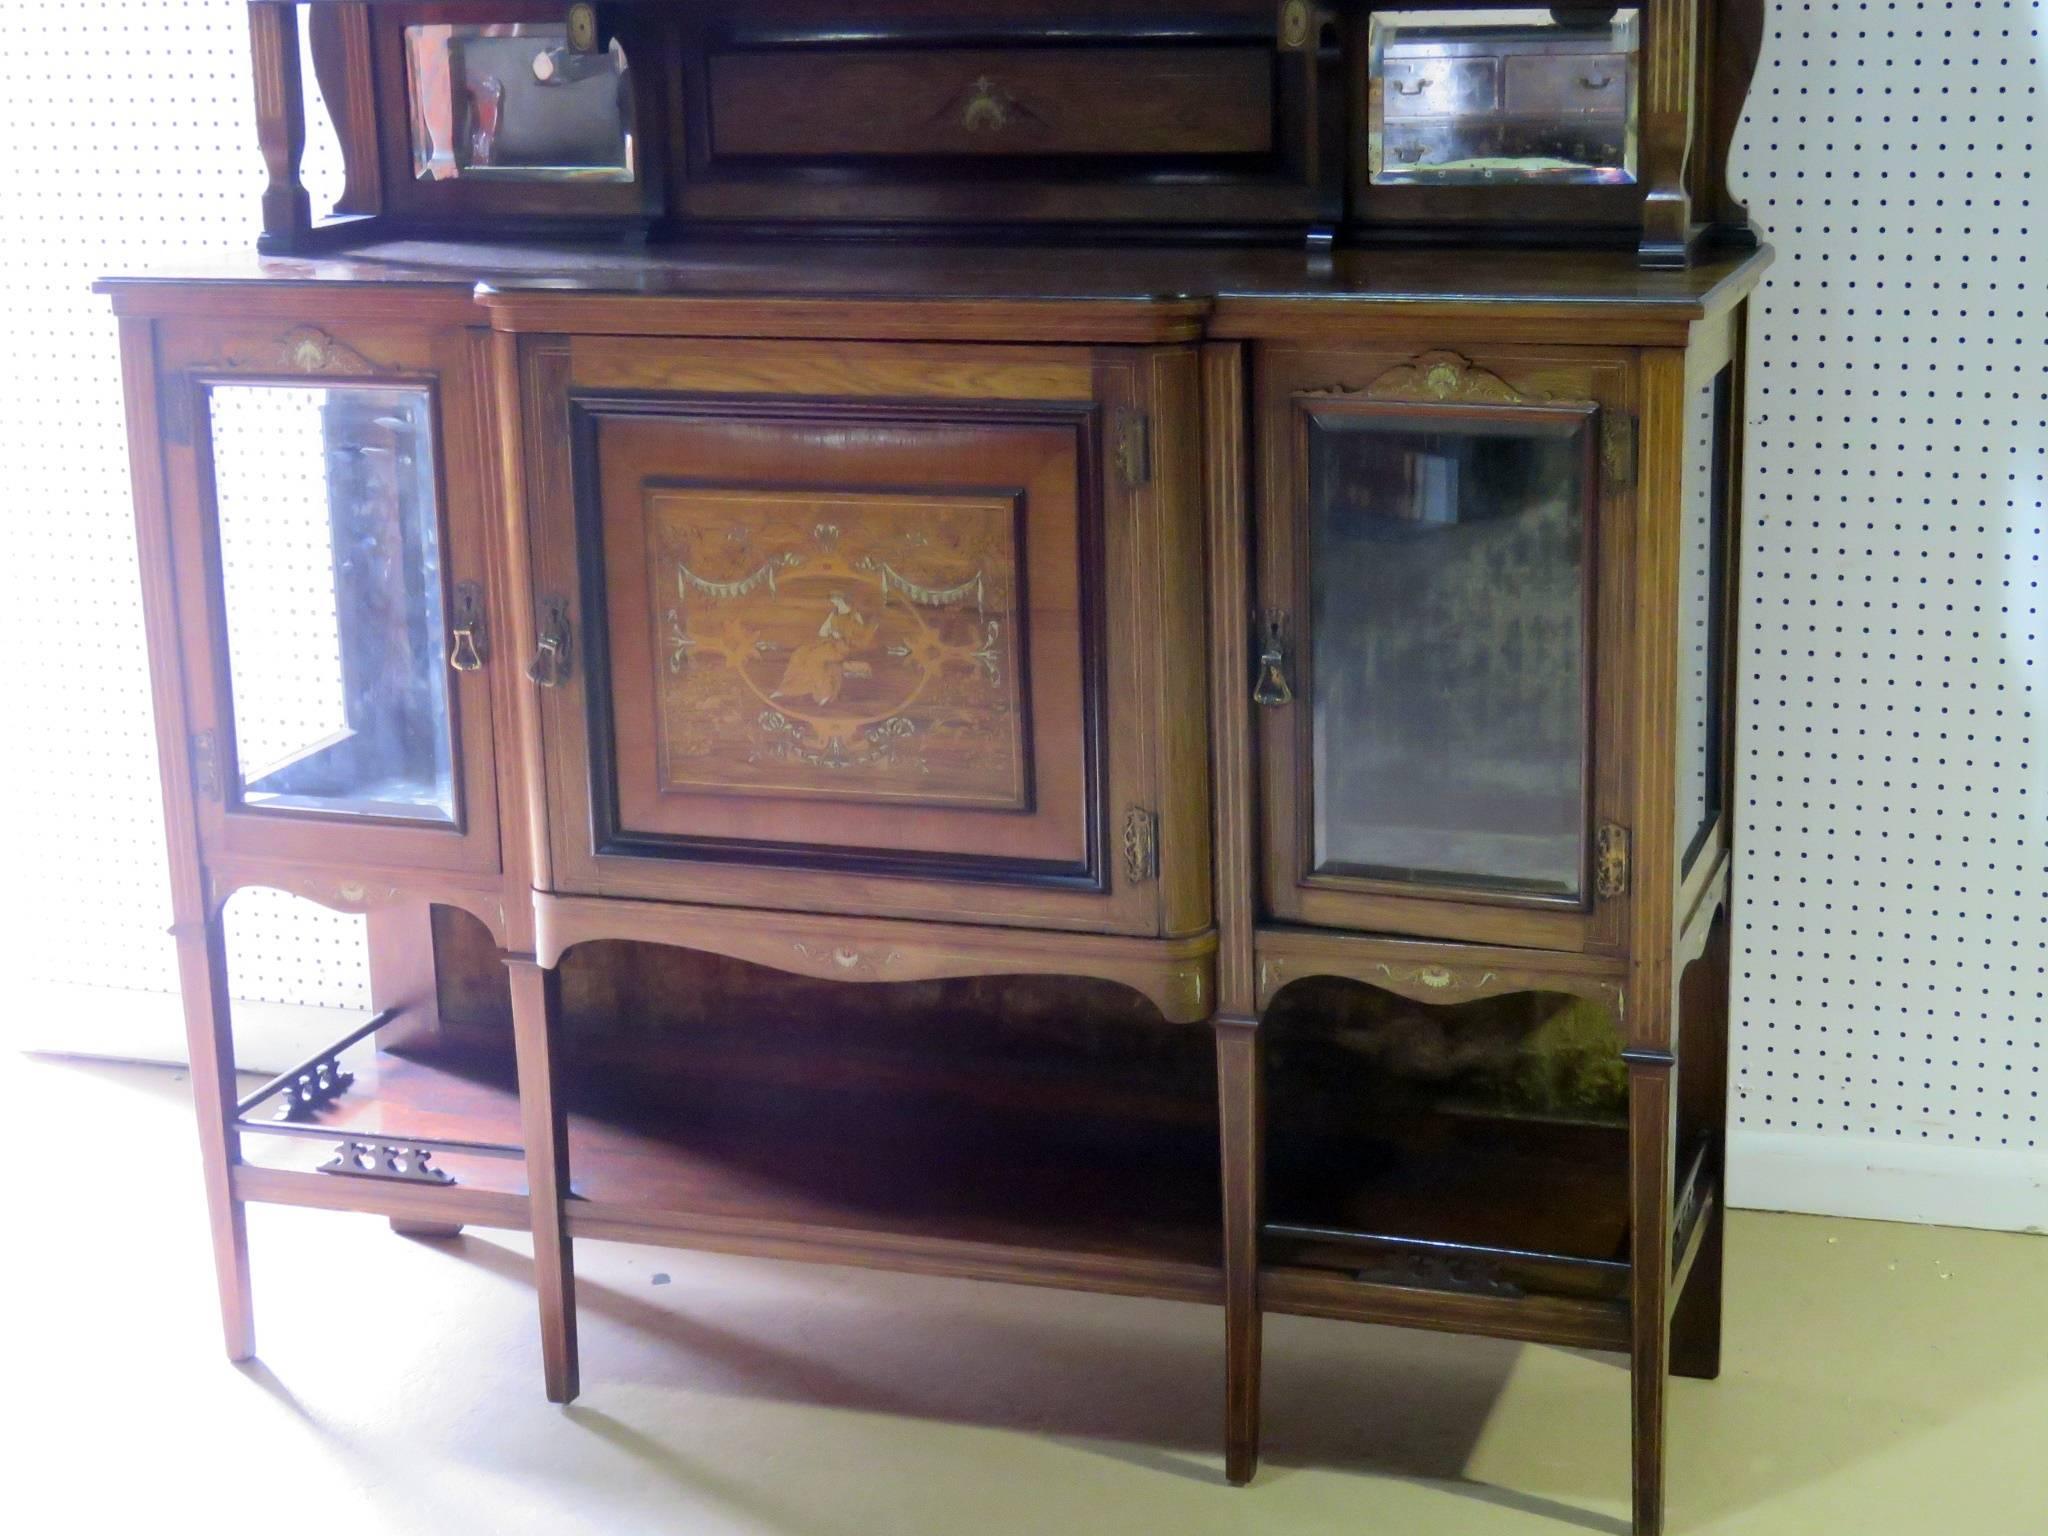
[
  {"left": 507, "top": 955, "right": 578, "bottom": 1403},
  {"left": 1214, "top": 1012, "right": 1264, "bottom": 1486},
  {"left": 1626, "top": 1047, "right": 1677, "bottom": 1536},
  {"left": 172, "top": 913, "right": 255, "bottom": 1361}
]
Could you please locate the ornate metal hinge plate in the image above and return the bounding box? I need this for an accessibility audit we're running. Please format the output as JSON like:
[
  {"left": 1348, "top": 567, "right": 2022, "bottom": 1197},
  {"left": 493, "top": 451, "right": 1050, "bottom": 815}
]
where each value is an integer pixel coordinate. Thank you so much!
[
  {"left": 322, "top": 1141, "right": 456, "bottom": 1186},
  {"left": 191, "top": 729, "right": 223, "bottom": 802},
  {"left": 1603, "top": 410, "right": 1638, "bottom": 489},
  {"left": 1115, "top": 410, "right": 1151, "bottom": 489},
  {"left": 1596, "top": 822, "right": 1631, "bottom": 900},
  {"left": 1123, "top": 805, "right": 1160, "bottom": 885}
]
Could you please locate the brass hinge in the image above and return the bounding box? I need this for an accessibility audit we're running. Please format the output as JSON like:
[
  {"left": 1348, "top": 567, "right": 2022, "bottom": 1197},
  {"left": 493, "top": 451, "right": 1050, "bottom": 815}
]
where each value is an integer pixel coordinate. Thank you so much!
[
  {"left": 1114, "top": 410, "right": 1151, "bottom": 489},
  {"left": 1595, "top": 822, "right": 1631, "bottom": 900},
  {"left": 1602, "top": 410, "right": 1638, "bottom": 490},
  {"left": 1122, "top": 805, "right": 1160, "bottom": 885},
  {"left": 192, "top": 729, "right": 222, "bottom": 802}
]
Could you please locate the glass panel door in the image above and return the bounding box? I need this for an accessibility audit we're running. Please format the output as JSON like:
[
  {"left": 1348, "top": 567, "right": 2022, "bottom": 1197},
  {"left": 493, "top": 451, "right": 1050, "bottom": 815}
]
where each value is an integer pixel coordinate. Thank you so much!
[
  {"left": 1301, "top": 401, "right": 1596, "bottom": 902},
  {"left": 205, "top": 382, "right": 456, "bottom": 825}
]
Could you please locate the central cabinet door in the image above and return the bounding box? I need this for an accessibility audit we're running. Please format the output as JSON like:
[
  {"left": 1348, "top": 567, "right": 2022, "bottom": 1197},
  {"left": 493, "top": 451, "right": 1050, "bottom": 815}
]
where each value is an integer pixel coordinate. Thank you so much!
[{"left": 526, "top": 337, "right": 1206, "bottom": 936}]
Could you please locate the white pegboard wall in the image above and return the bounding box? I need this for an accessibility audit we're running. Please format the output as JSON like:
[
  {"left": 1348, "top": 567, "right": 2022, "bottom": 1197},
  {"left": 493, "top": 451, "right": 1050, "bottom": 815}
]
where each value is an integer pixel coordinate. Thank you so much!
[
  {"left": 1, "top": 1, "right": 367, "bottom": 1020},
  {"left": 1727, "top": 0, "right": 2046, "bottom": 1226}
]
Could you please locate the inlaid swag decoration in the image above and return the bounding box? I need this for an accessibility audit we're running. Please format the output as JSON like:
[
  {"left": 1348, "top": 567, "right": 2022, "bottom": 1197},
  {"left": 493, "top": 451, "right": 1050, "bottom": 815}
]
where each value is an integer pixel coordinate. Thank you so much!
[{"left": 648, "top": 488, "right": 1028, "bottom": 808}]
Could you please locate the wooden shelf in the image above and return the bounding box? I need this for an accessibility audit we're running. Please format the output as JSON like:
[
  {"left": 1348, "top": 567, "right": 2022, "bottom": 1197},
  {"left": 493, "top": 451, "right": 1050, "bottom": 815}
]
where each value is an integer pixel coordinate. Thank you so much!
[
  {"left": 1267, "top": 1110, "right": 1632, "bottom": 1285},
  {"left": 559, "top": 1069, "right": 1226, "bottom": 1303},
  {"left": 233, "top": 1035, "right": 1640, "bottom": 1346}
]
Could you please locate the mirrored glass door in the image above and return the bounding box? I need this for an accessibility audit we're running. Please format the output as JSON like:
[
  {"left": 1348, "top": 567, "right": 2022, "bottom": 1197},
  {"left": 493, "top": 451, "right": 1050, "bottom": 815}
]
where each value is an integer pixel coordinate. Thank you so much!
[
  {"left": 1256, "top": 344, "right": 1633, "bottom": 953},
  {"left": 1303, "top": 402, "right": 1594, "bottom": 900}
]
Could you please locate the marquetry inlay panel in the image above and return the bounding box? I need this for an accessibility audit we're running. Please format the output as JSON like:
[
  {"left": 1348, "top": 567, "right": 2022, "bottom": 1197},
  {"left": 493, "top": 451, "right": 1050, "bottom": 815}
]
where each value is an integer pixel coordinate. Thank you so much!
[{"left": 645, "top": 487, "right": 1029, "bottom": 809}]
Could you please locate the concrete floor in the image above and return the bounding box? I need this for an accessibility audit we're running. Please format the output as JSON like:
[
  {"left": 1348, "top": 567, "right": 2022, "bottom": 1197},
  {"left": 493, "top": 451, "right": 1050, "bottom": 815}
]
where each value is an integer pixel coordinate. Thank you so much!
[{"left": 9, "top": 1048, "right": 2044, "bottom": 1536}]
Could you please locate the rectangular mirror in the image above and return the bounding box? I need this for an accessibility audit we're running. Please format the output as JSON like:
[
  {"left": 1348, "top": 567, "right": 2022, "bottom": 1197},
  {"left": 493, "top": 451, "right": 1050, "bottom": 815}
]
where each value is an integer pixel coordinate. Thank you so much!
[
  {"left": 1368, "top": 6, "right": 1641, "bottom": 186},
  {"left": 207, "top": 383, "right": 457, "bottom": 826},
  {"left": 406, "top": 22, "right": 634, "bottom": 182},
  {"left": 1304, "top": 402, "right": 1595, "bottom": 899}
]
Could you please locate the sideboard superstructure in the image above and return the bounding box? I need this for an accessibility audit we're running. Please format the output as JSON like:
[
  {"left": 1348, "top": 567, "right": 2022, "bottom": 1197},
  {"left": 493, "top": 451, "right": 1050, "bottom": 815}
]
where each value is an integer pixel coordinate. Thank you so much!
[{"left": 105, "top": 7, "right": 1765, "bottom": 1533}]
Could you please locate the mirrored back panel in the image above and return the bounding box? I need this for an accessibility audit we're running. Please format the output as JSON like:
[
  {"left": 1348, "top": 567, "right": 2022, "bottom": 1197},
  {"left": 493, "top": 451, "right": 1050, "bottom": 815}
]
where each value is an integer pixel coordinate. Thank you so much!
[
  {"left": 1368, "top": 6, "right": 1642, "bottom": 188},
  {"left": 405, "top": 21, "right": 634, "bottom": 183}
]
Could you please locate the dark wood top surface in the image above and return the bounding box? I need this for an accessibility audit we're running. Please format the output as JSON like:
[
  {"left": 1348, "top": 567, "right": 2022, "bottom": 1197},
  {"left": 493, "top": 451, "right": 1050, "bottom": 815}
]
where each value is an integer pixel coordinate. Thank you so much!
[{"left": 99, "top": 238, "right": 1772, "bottom": 324}]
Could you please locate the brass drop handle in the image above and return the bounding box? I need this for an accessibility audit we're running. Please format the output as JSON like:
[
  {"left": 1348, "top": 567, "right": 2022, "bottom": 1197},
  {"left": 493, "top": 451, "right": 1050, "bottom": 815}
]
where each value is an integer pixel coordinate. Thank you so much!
[
  {"left": 1394, "top": 77, "right": 1432, "bottom": 96},
  {"left": 1252, "top": 610, "right": 1295, "bottom": 708},
  {"left": 1580, "top": 73, "right": 1614, "bottom": 90},
  {"left": 527, "top": 595, "right": 572, "bottom": 688},
  {"left": 448, "top": 580, "right": 487, "bottom": 673}
]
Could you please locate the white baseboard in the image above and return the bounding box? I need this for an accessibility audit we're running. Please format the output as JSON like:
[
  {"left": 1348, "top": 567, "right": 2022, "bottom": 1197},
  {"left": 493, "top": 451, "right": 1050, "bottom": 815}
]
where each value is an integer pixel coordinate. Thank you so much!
[{"left": 1729, "top": 1129, "right": 2048, "bottom": 1235}]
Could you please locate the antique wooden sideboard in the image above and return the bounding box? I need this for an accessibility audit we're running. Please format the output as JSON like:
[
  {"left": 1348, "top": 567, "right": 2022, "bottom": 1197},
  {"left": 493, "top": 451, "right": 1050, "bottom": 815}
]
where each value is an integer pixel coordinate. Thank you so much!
[{"left": 104, "top": 4, "right": 1767, "bottom": 1532}]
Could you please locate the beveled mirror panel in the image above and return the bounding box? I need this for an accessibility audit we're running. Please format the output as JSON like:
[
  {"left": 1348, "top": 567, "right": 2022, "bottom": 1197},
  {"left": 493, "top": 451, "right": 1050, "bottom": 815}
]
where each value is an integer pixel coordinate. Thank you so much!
[
  {"left": 206, "top": 382, "right": 456, "bottom": 826},
  {"left": 406, "top": 22, "right": 634, "bottom": 182},
  {"left": 1368, "top": 6, "right": 1641, "bottom": 186},
  {"left": 1303, "top": 401, "right": 1595, "bottom": 900}
]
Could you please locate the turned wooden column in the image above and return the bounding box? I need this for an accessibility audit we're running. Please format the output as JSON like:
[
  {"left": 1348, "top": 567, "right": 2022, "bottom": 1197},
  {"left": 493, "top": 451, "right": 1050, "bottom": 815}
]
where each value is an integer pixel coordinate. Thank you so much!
[
  {"left": 1638, "top": 0, "right": 1701, "bottom": 266},
  {"left": 248, "top": 1, "right": 312, "bottom": 253}
]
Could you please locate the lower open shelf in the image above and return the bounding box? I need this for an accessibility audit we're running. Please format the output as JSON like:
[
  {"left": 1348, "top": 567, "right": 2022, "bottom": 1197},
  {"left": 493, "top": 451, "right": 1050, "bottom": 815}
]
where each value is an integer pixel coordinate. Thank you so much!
[{"left": 231, "top": 1026, "right": 1664, "bottom": 1348}]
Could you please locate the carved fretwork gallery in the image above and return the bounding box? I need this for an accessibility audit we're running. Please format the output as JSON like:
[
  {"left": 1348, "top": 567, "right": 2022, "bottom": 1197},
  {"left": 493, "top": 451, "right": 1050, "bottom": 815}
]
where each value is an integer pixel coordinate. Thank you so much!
[{"left": 105, "top": 4, "right": 1762, "bottom": 1532}]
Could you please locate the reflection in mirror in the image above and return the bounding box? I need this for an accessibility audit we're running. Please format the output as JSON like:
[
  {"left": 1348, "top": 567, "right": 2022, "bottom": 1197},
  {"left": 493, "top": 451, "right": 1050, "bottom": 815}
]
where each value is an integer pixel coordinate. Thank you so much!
[
  {"left": 1306, "top": 404, "right": 1592, "bottom": 899},
  {"left": 208, "top": 384, "right": 456, "bottom": 825},
  {"left": 407, "top": 23, "right": 634, "bottom": 182},
  {"left": 1369, "top": 6, "right": 1641, "bottom": 186}
]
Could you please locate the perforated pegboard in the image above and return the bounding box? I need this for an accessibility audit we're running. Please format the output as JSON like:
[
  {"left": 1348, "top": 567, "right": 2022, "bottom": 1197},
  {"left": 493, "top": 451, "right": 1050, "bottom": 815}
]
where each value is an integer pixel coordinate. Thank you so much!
[
  {"left": 1726, "top": 0, "right": 2046, "bottom": 1214},
  {"left": 1, "top": 1, "right": 366, "bottom": 1017},
  {"left": 2, "top": 2, "right": 2041, "bottom": 1221}
]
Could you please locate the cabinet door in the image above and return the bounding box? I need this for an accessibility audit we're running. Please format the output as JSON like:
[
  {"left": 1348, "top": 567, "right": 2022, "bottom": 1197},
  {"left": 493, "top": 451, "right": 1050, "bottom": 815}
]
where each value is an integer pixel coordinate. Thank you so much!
[
  {"left": 161, "top": 320, "right": 501, "bottom": 876},
  {"left": 525, "top": 337, "right": 1203, "bottom": 936},
  {"left": 1256, "top": 346, "right": 1634, "bottom": 953}
]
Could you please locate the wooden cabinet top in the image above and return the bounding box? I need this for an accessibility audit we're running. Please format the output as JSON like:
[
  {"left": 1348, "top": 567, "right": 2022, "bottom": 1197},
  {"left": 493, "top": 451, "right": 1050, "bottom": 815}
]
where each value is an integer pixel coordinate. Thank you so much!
[{"left": 100, "top": 240, "right": 1771, "bottom": 345}]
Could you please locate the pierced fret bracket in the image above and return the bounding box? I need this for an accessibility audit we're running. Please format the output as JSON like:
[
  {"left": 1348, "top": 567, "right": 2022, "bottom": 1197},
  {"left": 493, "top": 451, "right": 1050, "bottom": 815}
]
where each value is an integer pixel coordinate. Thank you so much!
[
  {"left": 273, "top": 1057, "right": 356, "bottom": 1122},
  {"left": 1354, "top": 1251, "right": 1526, "bottom": 1300},
  {"left": 321, "top": 1140, "right": 456, "bottom": 1185}
]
